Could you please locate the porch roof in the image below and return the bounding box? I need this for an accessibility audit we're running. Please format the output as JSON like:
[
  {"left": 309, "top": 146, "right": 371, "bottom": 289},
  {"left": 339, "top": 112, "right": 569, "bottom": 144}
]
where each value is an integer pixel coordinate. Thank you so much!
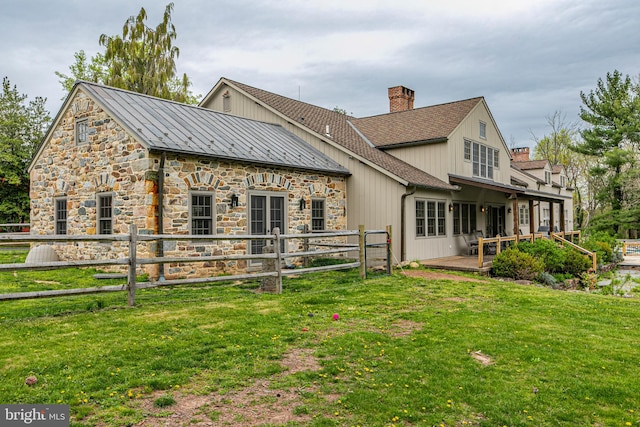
[{"left": 448, "top": 174, "right": 525, "bottom": 196}]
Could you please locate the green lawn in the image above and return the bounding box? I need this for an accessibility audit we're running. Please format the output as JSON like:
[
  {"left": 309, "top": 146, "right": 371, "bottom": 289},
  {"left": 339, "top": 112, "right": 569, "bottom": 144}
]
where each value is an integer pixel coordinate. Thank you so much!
[{"left": 1, "top": 255, "right": 639, "bottom": 426}]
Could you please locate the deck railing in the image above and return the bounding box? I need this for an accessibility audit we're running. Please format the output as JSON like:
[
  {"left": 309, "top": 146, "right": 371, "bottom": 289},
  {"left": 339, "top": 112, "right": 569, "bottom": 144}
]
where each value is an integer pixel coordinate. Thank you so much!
[{"left": 477, "top": 230, "right": 585, "bottom": 269}]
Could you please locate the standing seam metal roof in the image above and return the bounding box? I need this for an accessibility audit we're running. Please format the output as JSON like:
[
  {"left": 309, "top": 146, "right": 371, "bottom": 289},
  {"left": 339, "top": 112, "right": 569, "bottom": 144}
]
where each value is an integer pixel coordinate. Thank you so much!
[{"left": 79, "top": 82, "right": 350, "bottom": 176}]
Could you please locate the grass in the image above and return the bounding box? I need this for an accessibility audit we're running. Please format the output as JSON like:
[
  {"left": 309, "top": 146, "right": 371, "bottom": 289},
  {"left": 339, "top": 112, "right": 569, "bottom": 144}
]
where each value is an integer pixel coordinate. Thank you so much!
[{"left": 1, "top": 252, "right": 640, "bottom": 426}]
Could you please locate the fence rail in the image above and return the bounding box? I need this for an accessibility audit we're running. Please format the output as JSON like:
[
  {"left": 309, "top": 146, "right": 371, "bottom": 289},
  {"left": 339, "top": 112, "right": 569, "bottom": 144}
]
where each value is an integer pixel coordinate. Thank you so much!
[
  {"left": 622, "top": 241, "right": 640, "bottom": 256},
  {"left": 0, "top": 225, "right": 380, "bottom": 305}
]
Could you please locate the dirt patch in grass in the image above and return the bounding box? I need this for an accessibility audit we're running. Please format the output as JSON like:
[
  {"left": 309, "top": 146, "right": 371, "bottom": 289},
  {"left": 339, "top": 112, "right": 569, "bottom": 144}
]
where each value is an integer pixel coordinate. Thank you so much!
[
  {"left": 402, "top": 270, "right": 488, "bottom": 283},
  {"left": 387, "top": 319, "right": 423, "bottom": 337},
  {"left": 131, "top": 348, "right": 323, "bottom": 426},
  {"left": 470, "top": 350, "right": 494, "bottom": 366}
]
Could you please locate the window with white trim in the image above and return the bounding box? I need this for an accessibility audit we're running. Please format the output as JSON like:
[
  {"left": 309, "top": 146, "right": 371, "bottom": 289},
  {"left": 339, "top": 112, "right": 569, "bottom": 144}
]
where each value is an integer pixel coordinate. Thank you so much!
[
  {"left": 190, "top": 192, "right": 215, "bottom": 235},
  {"left": 560, "top": 175, "right": 566, "bottom": 187},
  {"left": 97, "top": 193, "right": 113, "bottom": 235},
  {"left": 479, "top": 121, "right": 487, "bottom": 139},
  {"left": 76, "top": 118, "right": 88, "bottom": 145},
  {"left": 545, "top": 171, "right": 551, "bottom": 184},
  {"left": 519, "top": 205, "right": 530, "bottom": 226},
  {"left": 311, "top": 198, "right": 325, "bottom": 231},
  {"left": 464, "top": 140, "right": 471, "bottom": 161},
  {"left": 55, "top": 198, "right": 67, "bottom": 235}
]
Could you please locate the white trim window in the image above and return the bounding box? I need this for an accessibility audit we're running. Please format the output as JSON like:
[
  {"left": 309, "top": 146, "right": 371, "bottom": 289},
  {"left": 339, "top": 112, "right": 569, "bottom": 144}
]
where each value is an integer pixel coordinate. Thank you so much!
[
  {"left": 545, "top": 171, "right": 551, "bottom": 184},
  {"left": 190, "top": 192, "right": 215, "bottom": 235},
  {"left": 76, "top": 118, "right": 89, "bottom": 145},
  {"left": 479, "top": 121, "right": 487, "bottom": 139},
  {"left": 519, "top": 205, "right": 530, "bottom": 226}
]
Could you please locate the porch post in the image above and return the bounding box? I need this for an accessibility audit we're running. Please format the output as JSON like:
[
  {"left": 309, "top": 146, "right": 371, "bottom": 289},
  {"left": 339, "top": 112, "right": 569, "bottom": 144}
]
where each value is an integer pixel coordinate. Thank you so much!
[
  {"left": 528, "top": 200, "right": 534, "bottom": 234},
  {"left": 560, "top": 201, "right": 565, "bottom": 232},
  {"left": 512, "top": 198, "right": 519, "bottom": 236},
  {"left": 549, "top": 201, "right": 555, "bottom": 233}
]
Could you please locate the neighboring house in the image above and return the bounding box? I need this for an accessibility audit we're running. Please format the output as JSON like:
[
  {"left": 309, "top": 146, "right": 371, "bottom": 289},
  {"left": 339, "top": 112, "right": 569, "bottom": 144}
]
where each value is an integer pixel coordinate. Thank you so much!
[
  {"left": 511, "top": 147, "right": 574, "bottom": 232},
  {"left": 29, "top": 81, "right": 349, "bottom": 279},
  {"left": 200, "top": 79, "right": 574, "bottom": 261}
]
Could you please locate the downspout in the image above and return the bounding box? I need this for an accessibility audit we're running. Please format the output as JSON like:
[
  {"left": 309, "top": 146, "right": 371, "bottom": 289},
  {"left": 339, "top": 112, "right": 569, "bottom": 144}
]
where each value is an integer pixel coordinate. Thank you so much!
[
  {"left": 157, "top": 152, "right": 166, "bottom": 281},
  {"left": 400, "top": 185, "right": 417, "bottom": 262}
]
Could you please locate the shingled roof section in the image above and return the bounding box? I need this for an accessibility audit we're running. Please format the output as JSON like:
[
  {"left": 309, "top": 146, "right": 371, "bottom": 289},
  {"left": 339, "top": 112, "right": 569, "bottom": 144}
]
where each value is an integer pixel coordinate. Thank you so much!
[
  {"left": 351, "top": 97, "right": 483, "bottom": 148},
  {"left": 77, "top": 82, "right": 349, "bottom": 176},
  {"left": 223, "top": 78, "right": 458, "bottom": 192},
  {"left": 513, "top": 159, "right": 549, "bottom": 170}
]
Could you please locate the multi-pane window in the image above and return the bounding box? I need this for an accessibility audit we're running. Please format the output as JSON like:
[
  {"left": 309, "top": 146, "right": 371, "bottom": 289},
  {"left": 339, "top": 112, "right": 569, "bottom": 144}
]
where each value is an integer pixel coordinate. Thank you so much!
[
  {"left": 519, "top": 205, "right": 530, "bottom": 226},
  {"left": 76, "top": 119, "right": 88, "bottom": 145},
  {"left": 464, "top": 140, "right": 471, "bottom": 161},
  {"left": 55, "top": 198, "right": 67, "bottom": 235},
  {"left": 479, "top": 121, "right": 487, "bottom": 139},
  {"left": 417, "top": 200, "right": 446, "bottom": 237},
  {"left": 97, "top": 194, "right": 113, "bottom": 235},
  {"left": 453, "top": 202, "right": 477, "bottom": 235},
  {"left": 191, "top": 193, "right": 214, "bottom": 235},
  {"left": 416, "top": 200, "right": 425, "bottom": 237},
  {"left": 311, "top": 199, "right": 325, "bottom": 231},
  {"left": 467, "top": 138, "right": 498, "bottom": 180},
  {"left": 560, "top": 175, "right": 566, "bottom": 187},
  {"left": 544, "top": 171, "right": 551, "bottom": 184}
]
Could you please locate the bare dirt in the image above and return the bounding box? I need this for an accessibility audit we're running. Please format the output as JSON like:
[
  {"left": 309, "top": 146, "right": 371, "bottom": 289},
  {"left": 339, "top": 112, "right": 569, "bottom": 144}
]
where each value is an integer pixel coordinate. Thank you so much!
[
  {"left": 131, "top": 349, "right": 323, "bottom": 427},
  {"left": 401, "top": 269, "right": 489, "bottom": 283}
]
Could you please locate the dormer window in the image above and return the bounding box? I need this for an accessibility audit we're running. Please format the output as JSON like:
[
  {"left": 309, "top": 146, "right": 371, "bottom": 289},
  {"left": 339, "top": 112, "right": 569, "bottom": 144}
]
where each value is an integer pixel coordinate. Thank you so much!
[
  {"left": 560, "top": 175, "right": 566, "bottom": 187},
  {"left": 545, "top": 171, "right": 551, "bottom": 184},
  {"left": 479, "top": 121, "right": 487, "bottom": 139}
]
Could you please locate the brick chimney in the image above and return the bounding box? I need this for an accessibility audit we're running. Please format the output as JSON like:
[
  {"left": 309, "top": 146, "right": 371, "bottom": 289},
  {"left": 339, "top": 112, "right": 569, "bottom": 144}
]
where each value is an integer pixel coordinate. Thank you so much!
[
  {"left": 510, "top": 147, "right": 530, "bottom": 162},
  {"left": 388, "top": 86, "right": 415, "bottom": 113}
]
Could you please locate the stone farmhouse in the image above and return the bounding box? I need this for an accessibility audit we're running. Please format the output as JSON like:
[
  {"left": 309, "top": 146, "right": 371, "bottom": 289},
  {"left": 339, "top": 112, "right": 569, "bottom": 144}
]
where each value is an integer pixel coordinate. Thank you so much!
[
  {"left": 29, "top": 82, "right": 349, "bottom": 279},
  {"left": 200, "top": 79, "right": 574, "bottom": 261},
  {"left": 29, "top": 79, "right": 574, "bottom": 278}
]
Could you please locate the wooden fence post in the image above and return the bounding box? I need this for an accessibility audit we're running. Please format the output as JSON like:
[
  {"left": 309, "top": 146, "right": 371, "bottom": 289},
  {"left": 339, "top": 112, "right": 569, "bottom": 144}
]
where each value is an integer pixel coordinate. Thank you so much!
[
  {"left": 477, "top": 236, "right": 484, "bottom": 269},
  {"left": 128, "top": 223, "right": 137, "bottom": 306},
  {"left": 303, "top": 224, "right": 310, "bottom": 267},
  {"left": 273, "top": 227, "right": 283, "bottom": 294},
  {"left": 358, "top": 225, "right": 366, "bottom": 279}
]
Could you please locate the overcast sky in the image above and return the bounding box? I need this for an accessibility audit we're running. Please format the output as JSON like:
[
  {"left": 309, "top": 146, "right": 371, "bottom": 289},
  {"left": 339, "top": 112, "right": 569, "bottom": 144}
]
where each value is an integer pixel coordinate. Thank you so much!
[{"left": 2, "top": 0, "right": 639, "bottom": 148}]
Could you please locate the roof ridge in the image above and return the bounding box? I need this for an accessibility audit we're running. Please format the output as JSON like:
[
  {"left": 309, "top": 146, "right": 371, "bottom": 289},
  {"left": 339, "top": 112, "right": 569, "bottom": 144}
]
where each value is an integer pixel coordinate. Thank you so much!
[{"left": 356, "top": 96, "right": 484, "bottom": 120}]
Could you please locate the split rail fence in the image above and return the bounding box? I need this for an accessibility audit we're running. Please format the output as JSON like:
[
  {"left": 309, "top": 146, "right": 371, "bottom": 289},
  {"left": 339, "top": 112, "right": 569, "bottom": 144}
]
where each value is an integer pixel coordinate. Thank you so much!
[{"left": 0, "top": 224, "right": 390, "bottom": 306}]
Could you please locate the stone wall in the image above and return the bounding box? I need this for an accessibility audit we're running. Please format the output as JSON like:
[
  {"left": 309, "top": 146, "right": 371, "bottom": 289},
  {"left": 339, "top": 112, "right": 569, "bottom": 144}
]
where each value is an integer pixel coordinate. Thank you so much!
[{"left": 29, "top": 88, "right": 348, "bottom": 280}]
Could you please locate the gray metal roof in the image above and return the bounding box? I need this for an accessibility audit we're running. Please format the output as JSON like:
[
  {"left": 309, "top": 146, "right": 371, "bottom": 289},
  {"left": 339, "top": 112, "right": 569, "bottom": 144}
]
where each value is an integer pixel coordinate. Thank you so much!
[{"left": 79, "top": 82, "right": 350, "bottom": 176}]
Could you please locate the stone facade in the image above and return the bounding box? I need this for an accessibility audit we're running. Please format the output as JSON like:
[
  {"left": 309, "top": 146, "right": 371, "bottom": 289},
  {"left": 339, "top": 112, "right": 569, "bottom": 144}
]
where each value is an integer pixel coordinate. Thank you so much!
[{"left": 30, "top": 89, "right": 347, "bottom": 280}]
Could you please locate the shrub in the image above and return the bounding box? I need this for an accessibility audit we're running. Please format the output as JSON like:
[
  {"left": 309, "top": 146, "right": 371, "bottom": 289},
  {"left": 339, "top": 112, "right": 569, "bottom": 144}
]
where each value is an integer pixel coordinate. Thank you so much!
[
  {"left": 492, "top": 248, "right": 544, "bottom": 280},
  {"left": 562, "top": 248, "right": 592, "bottom": 276},
  {"left": 537, "top": 271, "right": 558, "bottom": 289},
  {"left": 516, "top": 239, "right": 566, "bottom": 273},
  {"left": 581, "top": 231, "right": 618, "bottom": 264}
]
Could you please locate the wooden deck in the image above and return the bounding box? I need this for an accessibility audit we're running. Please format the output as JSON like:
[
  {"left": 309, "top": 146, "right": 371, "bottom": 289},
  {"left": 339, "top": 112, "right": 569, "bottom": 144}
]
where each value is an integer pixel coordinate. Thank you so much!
[{"left": 419, "top": 255, "right": 495, "bottom": 274}]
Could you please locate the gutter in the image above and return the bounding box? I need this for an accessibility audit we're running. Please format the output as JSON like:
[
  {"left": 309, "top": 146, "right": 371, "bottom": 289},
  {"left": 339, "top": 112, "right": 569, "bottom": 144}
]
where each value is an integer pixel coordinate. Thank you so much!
[{"left": 400, "top": 185, "right": 417, "bottom": 262}]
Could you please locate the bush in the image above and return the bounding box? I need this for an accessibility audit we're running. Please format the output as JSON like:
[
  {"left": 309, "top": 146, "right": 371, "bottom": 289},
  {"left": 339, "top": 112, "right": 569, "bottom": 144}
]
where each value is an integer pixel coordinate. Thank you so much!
[
  {"left": 537, "top": 271, "right": 558, "bottom": 288},
  {"left": 562, "top": 248, "right": 592, "bottom": 276},
  {"left": 581, "top": 231, "right": 618, "bottom": 264},
  {"left": 516, "top": 239, "right": 566, "bottom": 273},
  {"left": 492, "top": 248, "right": 544, "bottom": 280}
]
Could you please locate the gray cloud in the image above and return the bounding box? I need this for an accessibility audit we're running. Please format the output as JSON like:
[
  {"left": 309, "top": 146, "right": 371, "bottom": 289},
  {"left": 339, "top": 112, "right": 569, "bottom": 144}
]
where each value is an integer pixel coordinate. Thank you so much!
[{"left": 2, "top": 0, "right": 639, "bottom": 148}]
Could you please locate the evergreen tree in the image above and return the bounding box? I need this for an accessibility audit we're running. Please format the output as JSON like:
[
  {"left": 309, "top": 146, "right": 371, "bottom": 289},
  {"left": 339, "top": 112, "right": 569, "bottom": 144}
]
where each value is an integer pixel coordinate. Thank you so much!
[{"left": 0, "top": 77, "right": 50, "bottom": 223}]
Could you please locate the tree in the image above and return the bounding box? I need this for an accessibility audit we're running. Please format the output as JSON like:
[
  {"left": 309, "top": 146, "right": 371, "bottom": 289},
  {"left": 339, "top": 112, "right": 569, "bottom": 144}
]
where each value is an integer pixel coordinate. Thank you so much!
[
  {"left": 56, "top": 3, "right": 198, "bottom": 104},
  {"left": 531, "top": 111, "right": 589, "bottom": 228},
  {"left": 575, "top": 70, "right": 640, "bottom": 235},
  {"left": 55, "top": 50, "right": 107, "bottom": 96},
  {"left": 0, "top": 77, "right": 50, "bottom": 223}
]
